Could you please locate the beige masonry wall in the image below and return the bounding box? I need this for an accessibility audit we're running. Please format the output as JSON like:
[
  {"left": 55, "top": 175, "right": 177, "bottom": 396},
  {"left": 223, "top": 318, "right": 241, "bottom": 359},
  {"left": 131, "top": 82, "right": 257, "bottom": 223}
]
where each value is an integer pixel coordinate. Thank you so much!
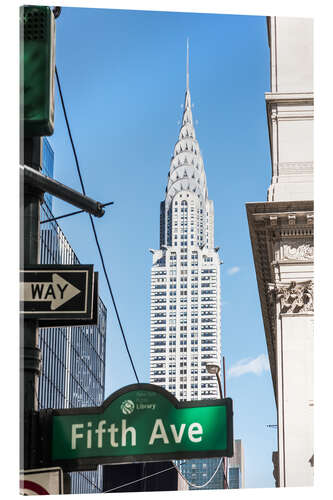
[{"left": 246, "top": 16, "right": 314, "bottom": 488}]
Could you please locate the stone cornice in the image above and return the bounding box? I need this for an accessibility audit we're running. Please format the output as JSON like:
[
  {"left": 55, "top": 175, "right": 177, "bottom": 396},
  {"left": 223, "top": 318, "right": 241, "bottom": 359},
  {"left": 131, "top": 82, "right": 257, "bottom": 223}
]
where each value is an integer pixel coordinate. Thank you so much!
[
  {"left": 246, "top": 200, "right": 314, "bottom": 401},
  {"left": 265, "top": 91, "right": 314, "bottom": 105},
  {"left": 247, "top": 200, "right": 313, "bottom": 220}
]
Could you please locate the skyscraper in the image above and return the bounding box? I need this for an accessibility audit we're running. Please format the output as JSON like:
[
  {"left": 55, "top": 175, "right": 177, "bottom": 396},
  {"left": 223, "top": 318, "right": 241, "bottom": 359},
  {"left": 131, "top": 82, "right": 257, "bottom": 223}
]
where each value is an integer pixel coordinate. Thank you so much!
[{"left": 149, "top": 46, "right": 223, "bottom": 489}]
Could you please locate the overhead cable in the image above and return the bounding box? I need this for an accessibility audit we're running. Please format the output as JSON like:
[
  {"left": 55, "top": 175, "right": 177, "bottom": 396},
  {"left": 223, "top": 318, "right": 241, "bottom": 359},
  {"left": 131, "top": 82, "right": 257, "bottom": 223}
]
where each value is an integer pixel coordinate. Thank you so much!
[
  {"left": 102, "top": 462, "right": 186, "bottom": 493},
  {"left": 102, "top": 464, "right": 179, "bottom": 493},
  {"left": 173, "top": 458, "right": 226, "bottom": 489},
  {"left": 55, "top": 66, "right": 140, "bottom": 383},
  {"left": 102, "top": 457, "right": 225, "bottom": 493}
]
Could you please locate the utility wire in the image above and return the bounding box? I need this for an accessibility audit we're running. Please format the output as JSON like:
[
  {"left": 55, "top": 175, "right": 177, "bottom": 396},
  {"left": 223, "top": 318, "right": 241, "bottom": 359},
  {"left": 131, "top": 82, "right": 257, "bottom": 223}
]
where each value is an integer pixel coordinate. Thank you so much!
[
  {"left": 102, "top": 464, "right": 181, "bottom": 493},
  {"left": 173, "top": 458, "right": 226, "bottom": 489},
  {"left": 40, "top": 201, "right": 114, "bottom": 225},
  {"left": 55, "top": 66, "right": 140, "bottom": 384},
  {"left": 102, "top": 458, "right": 225, "bottom": 493},
  {"left": 74, "top": 471, "right": 102, "bottom": 493}
]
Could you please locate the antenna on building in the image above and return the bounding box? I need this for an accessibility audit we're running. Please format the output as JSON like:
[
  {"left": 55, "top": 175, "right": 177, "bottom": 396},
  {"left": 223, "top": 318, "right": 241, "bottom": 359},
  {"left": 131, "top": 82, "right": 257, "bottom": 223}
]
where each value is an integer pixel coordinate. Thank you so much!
[{"left": 186, "top": 37, "right": 190, "bottom": 91}]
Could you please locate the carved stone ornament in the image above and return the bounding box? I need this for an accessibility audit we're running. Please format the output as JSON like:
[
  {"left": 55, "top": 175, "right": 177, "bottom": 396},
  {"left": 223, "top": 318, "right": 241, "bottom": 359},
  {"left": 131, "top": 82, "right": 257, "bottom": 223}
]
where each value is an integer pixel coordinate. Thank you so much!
[
  {"left": 284, "top": 242, "right": 314, "bottom": 261},
  {"left": 275, "top": 238, "right": 314, "bottom": 262},
  {"left": 268, "top": 281, "right": 314, "bottom": 313}
]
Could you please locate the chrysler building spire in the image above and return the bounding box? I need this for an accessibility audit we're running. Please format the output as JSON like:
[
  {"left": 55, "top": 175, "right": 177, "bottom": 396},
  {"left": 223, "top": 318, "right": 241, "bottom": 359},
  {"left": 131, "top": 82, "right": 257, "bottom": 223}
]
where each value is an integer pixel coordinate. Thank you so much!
[
  {"left": 162, "top": 42, "right": 209, "bottom": 248},
  {"left": 186, "top": 37, "right": 190, "bottom": 92}
]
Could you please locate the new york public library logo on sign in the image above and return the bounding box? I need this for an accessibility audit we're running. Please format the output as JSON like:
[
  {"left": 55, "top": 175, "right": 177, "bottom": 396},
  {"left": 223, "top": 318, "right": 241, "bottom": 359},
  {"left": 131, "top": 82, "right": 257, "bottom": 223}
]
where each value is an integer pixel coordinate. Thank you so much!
[
  {"left": 120, "top": 392, "right": 157, "bottom": 415},
  {"left": 42, "top": 384, "right": 233, "bottom": 471}
]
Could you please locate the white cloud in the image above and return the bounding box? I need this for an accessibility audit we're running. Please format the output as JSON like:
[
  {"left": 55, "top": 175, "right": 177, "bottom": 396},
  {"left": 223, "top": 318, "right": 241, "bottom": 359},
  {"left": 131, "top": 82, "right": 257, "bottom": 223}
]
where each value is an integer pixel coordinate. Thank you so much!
[
  {"left": 227, "top": 266, "right": 240, "bottom": 275},
  {"left": 227, "top": 354, "right": 270, "bottom": 378}
]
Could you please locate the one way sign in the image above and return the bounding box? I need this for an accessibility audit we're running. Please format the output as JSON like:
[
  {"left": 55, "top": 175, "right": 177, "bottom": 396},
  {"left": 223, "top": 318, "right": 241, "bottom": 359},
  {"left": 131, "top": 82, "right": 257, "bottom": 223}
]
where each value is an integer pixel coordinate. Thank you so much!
[
  {"left": 23, "top": 273, "right": 81, "bottom": 310},
  {"left": 20, "top": 265, "right": 95, "bottom": 321}
]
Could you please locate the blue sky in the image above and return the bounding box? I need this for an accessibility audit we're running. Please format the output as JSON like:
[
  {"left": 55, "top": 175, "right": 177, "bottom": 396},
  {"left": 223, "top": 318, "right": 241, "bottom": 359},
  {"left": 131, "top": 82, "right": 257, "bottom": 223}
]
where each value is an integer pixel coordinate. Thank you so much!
[
  {"left": 16, "top": 4, "right": 278, "bottom": 489},
  {"left": 47, "top": 7, "right": 277, "bottom": 489}
]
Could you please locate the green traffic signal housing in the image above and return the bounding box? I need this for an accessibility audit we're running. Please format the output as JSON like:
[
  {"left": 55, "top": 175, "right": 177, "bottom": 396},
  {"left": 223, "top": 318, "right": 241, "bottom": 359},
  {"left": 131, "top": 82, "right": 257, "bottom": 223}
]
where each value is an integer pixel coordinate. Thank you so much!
[{"left": 21, "top": 6, "right": 55, "bottom": 137}]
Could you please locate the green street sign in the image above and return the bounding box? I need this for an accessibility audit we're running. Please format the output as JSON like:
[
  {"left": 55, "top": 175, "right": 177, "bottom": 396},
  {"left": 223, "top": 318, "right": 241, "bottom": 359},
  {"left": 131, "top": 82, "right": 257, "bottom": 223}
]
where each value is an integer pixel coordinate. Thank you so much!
[{"left": 42, "top": 384, "right": 233, "bottom": 471}]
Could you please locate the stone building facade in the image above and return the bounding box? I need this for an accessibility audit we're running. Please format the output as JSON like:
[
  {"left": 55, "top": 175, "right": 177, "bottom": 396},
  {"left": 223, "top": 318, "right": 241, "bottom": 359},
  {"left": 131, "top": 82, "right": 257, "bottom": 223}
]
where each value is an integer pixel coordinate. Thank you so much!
[{"left": 246, "top": 17, "right": 314, "bottom": 487}]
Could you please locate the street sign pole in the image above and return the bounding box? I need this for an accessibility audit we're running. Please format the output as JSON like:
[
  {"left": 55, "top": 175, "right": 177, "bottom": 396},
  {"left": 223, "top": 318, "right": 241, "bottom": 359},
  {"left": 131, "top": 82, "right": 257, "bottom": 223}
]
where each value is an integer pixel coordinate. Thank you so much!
[
  {"left": 20, "top": 11, "right": 100, "bottom": 490},
  {"left": 21, "top": 137, "right": 43, "bottom": 469}
]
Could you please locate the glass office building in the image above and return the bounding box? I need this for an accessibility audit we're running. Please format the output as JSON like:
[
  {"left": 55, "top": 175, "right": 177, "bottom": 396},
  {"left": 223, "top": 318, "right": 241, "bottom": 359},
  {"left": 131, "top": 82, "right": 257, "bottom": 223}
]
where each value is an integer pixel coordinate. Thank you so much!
[
  {"left": 229, "top": 468, "right": 241, "bottom": 489},
  {"left": 228, "top": 440, "right": 245, "bottom": 489},
  {"left": 180, "top": 458, "right": 225, "bottom": 490},
  {"left": 38, "top": 139, "right": 107, "bottom": 494},
  {"left": 41, "top": 137, "right": 54, "bottom": 212}
]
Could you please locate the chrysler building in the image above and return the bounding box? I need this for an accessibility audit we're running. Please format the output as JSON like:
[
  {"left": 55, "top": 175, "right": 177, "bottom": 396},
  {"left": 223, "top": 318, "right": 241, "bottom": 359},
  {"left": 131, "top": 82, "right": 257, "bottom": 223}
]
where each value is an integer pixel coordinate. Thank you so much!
[{"left": 150, "top": 45, "right": 222, "bottom": 405}]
